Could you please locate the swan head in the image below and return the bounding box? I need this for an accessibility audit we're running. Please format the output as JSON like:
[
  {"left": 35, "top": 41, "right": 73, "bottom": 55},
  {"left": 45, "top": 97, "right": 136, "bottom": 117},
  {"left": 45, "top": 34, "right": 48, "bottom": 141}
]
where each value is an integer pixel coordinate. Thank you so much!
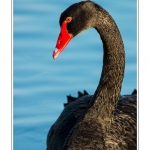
[{"left": 52, "top": 1, "right": 96, "bottom": 59}]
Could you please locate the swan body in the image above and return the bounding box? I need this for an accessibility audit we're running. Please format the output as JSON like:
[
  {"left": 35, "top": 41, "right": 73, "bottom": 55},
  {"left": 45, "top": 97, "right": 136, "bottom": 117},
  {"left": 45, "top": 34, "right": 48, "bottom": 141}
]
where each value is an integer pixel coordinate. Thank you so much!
[{"left": 47, "top": 1, "right": 137, "bottom": 149}]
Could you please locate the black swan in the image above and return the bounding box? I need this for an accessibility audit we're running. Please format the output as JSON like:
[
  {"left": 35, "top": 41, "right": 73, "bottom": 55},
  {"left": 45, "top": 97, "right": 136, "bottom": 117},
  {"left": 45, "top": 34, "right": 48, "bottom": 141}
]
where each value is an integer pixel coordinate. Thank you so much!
[{"left": 47, "top": 1, "right": 137, "bottom": 149}]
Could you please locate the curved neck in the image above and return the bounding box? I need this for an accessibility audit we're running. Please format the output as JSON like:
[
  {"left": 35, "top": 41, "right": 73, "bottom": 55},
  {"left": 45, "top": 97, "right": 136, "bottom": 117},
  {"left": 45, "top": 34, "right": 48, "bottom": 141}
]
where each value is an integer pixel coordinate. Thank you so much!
[
  {"left": 62, "top": 2, "right": 125, "bottom": 149},
  {"left": 84, "top": 6, "right": 125, "bottom": 126}
]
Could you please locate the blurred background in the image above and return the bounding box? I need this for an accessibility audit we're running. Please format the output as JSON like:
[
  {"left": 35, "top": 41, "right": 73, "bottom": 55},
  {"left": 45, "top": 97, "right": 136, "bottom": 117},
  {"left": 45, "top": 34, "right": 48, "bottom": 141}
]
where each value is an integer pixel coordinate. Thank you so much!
[{"left": 13, "top": 0, "right": 137, "bottom": 149}]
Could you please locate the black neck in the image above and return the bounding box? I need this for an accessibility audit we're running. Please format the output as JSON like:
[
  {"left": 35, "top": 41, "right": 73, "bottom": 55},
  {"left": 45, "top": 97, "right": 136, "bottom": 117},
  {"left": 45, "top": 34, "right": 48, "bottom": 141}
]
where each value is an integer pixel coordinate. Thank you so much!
[
  {"left": 84, "top": 7, "right": 125, "bottom": 128},
  {"left": 62, "top": 2, "right": 125, "bottom": 149}
]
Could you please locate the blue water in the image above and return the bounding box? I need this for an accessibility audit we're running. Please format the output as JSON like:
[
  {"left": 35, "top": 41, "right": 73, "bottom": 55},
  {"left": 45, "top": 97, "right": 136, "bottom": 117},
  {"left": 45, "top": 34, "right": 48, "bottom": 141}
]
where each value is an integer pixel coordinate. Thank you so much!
[{"left": 13, "top": 0, "right": 137, "bottom": 149}]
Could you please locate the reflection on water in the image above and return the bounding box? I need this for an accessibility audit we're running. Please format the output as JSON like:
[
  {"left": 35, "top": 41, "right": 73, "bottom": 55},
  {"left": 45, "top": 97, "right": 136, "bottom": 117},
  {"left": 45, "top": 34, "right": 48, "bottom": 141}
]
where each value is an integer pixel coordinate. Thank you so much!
[{"left": 13, "top": 0, "right": 137, "bottom": 149}]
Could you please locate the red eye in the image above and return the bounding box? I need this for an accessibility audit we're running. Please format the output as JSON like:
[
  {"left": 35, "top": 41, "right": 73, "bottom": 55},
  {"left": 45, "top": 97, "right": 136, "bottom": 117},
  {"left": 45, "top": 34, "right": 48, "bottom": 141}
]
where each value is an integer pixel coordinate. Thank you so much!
[{"left": 66, "top": 17, "right": 72, "bottom": 23}]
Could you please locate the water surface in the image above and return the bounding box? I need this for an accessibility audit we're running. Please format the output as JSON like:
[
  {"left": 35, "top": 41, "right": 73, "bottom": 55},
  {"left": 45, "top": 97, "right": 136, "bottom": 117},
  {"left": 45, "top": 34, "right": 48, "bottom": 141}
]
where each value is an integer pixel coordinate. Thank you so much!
[{"left": 13, "top": 0, "right": 137, "bottom": 149}]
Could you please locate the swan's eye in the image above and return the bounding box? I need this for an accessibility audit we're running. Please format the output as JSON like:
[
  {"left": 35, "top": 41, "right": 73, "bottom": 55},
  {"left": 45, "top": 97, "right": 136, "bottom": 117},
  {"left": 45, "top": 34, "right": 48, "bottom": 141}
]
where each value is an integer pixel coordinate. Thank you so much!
[{"left": 66, "top": 17, "right": 72, "bottom": 23}]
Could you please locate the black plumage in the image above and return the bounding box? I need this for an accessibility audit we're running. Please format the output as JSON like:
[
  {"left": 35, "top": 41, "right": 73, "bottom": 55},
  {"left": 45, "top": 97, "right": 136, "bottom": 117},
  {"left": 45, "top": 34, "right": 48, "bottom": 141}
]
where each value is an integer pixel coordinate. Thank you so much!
[
  {"left": 47, "top": 1, "right": 137, "bottom": 149},
  {"left": 64, "top": 90, "right": 89, "bottom": 108}
]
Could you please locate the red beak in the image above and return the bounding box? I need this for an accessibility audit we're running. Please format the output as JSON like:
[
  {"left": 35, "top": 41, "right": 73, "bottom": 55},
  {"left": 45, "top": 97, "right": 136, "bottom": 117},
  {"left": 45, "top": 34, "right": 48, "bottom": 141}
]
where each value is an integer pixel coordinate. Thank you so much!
[{"left": 52, "top": 21, "right": 72, "bottom": 59}]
